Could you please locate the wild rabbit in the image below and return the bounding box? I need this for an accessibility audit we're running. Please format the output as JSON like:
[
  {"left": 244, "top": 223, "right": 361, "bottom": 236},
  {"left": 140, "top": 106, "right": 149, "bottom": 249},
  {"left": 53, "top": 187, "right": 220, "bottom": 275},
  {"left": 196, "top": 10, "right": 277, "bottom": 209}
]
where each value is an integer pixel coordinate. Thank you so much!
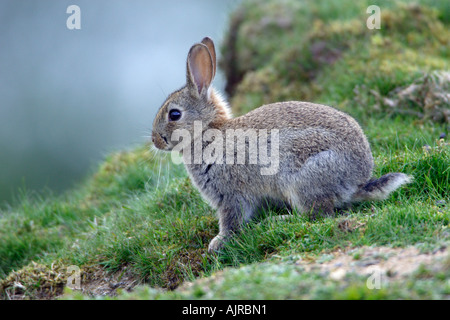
[{"left": 152, "top": 37, "right": 412, "bottom": 252}]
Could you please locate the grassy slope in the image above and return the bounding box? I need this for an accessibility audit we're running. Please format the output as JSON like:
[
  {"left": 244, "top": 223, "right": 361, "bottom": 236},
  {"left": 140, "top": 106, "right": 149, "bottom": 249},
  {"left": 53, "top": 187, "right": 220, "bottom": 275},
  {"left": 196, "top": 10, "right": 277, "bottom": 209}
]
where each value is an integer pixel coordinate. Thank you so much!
[{"left": 1, "top": 0, "right": 449, "bottom": 299}]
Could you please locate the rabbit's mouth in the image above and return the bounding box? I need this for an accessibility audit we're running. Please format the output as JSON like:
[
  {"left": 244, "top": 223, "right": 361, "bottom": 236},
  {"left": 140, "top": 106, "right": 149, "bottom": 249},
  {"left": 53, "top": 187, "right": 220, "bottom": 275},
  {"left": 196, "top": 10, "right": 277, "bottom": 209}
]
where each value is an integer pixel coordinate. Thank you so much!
[{"left": 152, "top": 132, "right": 172, "bottom": 151}]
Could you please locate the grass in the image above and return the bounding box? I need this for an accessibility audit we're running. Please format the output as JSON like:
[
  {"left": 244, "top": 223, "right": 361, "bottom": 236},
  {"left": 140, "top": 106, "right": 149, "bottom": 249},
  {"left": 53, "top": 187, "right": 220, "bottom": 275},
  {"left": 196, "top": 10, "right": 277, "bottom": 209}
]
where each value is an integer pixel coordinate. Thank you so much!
[
  {"left": 1, "top": 133, "right": 448, "bottom": 299},
  {"left": 77, "top": 253, "right": 450, "bottom": 300},
  {"left": 1, "top": 0, "right": 449, "bottom": 300}
]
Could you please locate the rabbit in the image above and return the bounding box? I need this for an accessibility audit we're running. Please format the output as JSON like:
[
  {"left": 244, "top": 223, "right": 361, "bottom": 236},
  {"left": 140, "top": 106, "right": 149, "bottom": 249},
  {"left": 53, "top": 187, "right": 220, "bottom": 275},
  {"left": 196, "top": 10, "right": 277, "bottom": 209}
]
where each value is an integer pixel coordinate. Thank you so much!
[{"left": 151, "top": 37, "right": 412, "bottom": 253}]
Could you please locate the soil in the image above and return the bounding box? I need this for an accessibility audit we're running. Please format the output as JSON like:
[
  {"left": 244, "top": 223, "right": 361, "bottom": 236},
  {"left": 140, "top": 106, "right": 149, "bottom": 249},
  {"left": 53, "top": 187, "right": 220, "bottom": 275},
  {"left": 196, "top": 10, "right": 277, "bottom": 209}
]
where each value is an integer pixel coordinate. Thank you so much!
[{"left": 295, "top": 245, "right": 449, "bottom": 282}]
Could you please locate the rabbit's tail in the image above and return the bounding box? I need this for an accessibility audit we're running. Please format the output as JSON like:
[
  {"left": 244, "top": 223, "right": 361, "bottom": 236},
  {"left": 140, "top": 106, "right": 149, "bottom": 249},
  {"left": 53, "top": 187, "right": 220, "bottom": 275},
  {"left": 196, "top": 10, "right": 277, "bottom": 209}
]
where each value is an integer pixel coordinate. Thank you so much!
[{"left": 352, "top": 173, "right": 413, "bottom": 202}]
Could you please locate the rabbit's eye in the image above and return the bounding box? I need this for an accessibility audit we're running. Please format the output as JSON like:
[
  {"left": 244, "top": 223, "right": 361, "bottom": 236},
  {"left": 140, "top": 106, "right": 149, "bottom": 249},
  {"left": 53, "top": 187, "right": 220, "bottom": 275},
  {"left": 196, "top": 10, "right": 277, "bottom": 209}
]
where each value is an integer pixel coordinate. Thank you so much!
[{"left": 169, "top": 109, "right": 182, "bottom": 121}]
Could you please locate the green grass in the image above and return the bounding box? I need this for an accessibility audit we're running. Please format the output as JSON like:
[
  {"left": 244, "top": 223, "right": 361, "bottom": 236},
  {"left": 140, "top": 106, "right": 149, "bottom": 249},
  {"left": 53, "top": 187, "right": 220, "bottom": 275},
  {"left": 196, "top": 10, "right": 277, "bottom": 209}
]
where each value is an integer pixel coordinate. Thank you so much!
[
  {"left": 1, "top": 133, "right": 448, "bottom": 299},
  {"left": 0, "top": 147, "right": 165, "bottom": 278},
  {"left": 1, "top": 0, "right": 449, "bottom": 300},
  {"left": 67, "top": 254, "right": 450, "bottom": 300}
]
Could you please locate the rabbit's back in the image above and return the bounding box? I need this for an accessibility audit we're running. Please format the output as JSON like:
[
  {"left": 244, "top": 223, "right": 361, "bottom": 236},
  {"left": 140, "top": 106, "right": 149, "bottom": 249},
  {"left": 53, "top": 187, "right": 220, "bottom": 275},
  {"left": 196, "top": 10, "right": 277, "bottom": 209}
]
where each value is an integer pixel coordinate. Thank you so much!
[
  {"left": 227, "top": 101, "right": 373, "bottom": 165},
  {"left": 230, "top": 102, "right": 363, "bottom": 136}
]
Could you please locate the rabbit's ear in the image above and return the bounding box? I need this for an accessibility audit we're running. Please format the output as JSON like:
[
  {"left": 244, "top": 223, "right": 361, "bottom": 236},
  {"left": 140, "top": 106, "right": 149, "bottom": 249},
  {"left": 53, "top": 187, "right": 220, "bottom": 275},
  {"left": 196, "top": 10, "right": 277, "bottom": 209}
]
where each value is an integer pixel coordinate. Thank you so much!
[
  {"left": 187, "top": 43, "right": 214, "bottom": 98},
  {"left": 201, "top": 37, "right": 216, "bottom": 79}
]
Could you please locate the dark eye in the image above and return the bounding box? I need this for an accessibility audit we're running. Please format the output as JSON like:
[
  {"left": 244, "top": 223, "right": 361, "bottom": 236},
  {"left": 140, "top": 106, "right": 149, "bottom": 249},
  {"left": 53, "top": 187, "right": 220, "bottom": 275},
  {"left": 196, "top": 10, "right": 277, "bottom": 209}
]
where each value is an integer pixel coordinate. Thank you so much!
[{"left": 169, "top": 109, "right": 182, "bottom": 121}]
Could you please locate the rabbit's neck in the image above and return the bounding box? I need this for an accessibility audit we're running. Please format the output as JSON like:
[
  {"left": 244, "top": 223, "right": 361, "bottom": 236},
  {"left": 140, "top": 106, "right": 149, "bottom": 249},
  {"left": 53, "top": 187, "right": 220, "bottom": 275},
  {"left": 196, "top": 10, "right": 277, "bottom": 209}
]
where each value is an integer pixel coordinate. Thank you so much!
[{"left": 208, "top": 88, "right": 232, "bottom": 129}]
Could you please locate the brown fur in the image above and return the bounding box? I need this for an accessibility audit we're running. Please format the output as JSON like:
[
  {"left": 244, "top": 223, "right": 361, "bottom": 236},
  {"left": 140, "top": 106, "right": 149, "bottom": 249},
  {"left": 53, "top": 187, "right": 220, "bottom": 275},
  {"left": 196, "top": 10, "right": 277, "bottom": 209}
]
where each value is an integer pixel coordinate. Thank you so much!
[{"left": 152, "top": 38, "right": 412, "bottom": 252}]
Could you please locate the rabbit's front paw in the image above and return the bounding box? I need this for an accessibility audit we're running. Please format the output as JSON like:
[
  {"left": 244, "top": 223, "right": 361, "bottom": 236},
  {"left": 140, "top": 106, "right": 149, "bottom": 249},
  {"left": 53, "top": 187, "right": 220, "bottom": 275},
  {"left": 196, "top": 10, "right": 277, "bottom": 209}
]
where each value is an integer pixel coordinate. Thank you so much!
[{"left": 208, "top": 234, "right": 226, "bottom": 253}]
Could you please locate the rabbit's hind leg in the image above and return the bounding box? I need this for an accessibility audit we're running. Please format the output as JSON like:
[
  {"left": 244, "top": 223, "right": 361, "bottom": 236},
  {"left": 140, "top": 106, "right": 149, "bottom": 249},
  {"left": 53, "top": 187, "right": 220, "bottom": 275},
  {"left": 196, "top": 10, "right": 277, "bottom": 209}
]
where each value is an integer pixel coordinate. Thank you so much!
[
  {"left": 284, "top": 188, "right": 336, "bottom": 220},
  {"left": 285, "top": 149, "right": 360, "bottom": 219}
]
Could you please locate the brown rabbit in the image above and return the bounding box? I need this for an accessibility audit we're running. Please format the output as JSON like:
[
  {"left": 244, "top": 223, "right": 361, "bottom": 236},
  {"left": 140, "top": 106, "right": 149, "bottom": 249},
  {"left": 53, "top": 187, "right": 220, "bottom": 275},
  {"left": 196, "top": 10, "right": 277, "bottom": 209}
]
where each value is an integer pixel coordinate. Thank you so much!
[{"left": 152, "top": 37, "right": 412, "bottom": 252}]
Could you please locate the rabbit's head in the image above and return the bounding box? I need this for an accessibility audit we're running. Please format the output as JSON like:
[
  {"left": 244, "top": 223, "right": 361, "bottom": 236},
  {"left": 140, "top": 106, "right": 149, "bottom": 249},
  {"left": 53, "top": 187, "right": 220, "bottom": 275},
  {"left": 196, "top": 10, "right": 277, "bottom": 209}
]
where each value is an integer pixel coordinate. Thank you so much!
[{"left": 152, "top": 37, "right": 230, "bottom": 151}]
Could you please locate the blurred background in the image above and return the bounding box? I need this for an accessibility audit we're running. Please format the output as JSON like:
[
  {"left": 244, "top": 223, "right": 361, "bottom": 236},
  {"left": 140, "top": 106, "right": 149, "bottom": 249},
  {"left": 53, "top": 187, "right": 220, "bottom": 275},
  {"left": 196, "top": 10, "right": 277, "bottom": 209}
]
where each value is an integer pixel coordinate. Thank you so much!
[{"left": 0, "top": 0, "right": 240, "bottom": 205}]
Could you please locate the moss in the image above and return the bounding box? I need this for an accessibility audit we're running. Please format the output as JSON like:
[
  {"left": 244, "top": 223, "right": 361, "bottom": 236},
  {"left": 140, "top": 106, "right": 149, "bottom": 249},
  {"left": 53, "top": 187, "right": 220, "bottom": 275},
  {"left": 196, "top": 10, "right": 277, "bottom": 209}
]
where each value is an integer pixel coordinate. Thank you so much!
[
  {"left": 220, "top": 0, "right": 306, "bottom": 96},
  {"left": 162, "top": 248, "right": 209, "bottom": 290},
  {"left": 366, "top": 71, "right": 450, "bottom": 124},
  {"left": 87, "top": 144, "right": 162, "bottom": 199},
  {"left": 0, "top": 261, "right": 101, "bottom": 300},
  {"left": 84, "top": 247, "right": 450, "bottom": 300},
  {"left": 221, "top": 0, "right": 449, "bottom": 121}
]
